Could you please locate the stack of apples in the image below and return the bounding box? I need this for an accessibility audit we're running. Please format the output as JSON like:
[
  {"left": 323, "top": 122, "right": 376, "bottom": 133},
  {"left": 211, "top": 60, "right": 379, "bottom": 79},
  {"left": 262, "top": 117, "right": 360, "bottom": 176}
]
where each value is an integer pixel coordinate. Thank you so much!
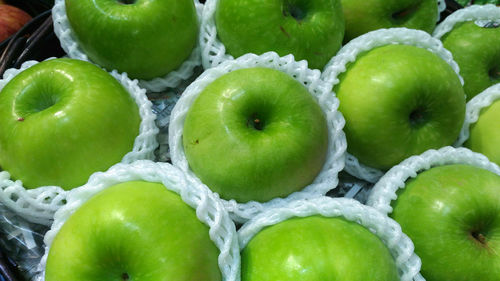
[{"left": 0, "top": 0, "right": 499, "bottom": 280}]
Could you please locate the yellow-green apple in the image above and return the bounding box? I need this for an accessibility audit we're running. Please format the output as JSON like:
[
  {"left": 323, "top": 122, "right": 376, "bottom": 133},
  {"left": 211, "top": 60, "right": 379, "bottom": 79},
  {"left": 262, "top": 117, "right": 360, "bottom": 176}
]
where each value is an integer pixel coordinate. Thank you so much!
[
  {"left": 241, "top": 215, "right": 399, "bottom": 281},
  {"left": 182, "top": 67, "right": 328, "bottom": 203},
  {"left": 0, "top": 4, "right": 32, "bottom": 42},
  {"left": 64, "top": 0, "right": 198, "bottom": 80},
  {"left": 440, "top": 21, "right": 500, "bottom": 100},
  {"left": 341, "top": 0, "right": 438, "bottom": 42},
  {"left": 214, "top": 0, "right": 345, "bottom": 70},
  {"left": 0, "top": 58, "right": 141, "bottom": 190},
  {"left": 45, "top": 181, "right": 221, "bottom": 281},
  {"left": 391, "top": 164, "right": 500, "bottom": 281},
  {"left": 334, "top": 44, "right": 465, "bottom": 170},
  {"left": 465, "top": 86, "right": 500, "bottom": 166}
]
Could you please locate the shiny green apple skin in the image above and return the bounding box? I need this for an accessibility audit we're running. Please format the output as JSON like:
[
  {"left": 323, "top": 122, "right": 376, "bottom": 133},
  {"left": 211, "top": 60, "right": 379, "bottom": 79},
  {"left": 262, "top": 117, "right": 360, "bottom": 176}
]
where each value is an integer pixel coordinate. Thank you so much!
[
  {"left": 215, "top": 0, "right": 344, "bottom": 70},
  {"left": 466, "top": 98, "right": 500, "bottom": 166},
  {"left": 441, "top": 21, "right": 500, "bottom": 100},
  {"left": 65, "top": 0, "right": 198, "bottom": 80},
  {"left": 183, "top": 67, "right": 328, "bottom": 203},
  {"left": 0, "top": 58, "right": 140, "bottom": 190},
  {"left": 334, "top": 44, "right": 465, "bottom": 170},
  {"left": 45, "top": 181, "right": 221, "bottom": 281},
  {"left": 341, "top": 0, "right": 438, "bottom": 42},
  {"left": 391, "top": 164, "right": 500, "bottom": 281},
  {"left": 241, "top": 216, "right": 399, "bottom": 281}
]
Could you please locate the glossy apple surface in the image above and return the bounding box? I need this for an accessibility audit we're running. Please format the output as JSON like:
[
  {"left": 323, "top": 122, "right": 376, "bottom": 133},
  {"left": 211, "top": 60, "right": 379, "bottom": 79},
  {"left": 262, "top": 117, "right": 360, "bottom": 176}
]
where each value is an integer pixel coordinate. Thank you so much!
[
  {"left": 341, "top": 0, "right": 438, "bottom": 42},
  {"left": 334, "top": 44, "right": 465, "bottom": 170},
  {"left": 183, "top": 67, "right": 328, "bottom": 203},
  {"left": 441, "top": 21, "right": 500, "bottom": 100},
  {"left": 0, "top": 4, "right": 32, "bottom": 42},
  {"left": 215, "top": 0, "right": 344, "bottom": 70},
  {"left": 45, "top": 181, "right": 221, "bottom": 281},
  {"left": 391, "top": 164, "right": 500, "bottom": 281},
  {"left": 0, "top": 58, "right": 141, "bottom": 190},
  {"left": 465, "top": 97, "right": 500, "bottom": 166},
  {"left": 65, "top": 0, "right": 198, "bottom": 80},
  {"left": 241, "top": 216, "right": 399, "bottom": 281}
]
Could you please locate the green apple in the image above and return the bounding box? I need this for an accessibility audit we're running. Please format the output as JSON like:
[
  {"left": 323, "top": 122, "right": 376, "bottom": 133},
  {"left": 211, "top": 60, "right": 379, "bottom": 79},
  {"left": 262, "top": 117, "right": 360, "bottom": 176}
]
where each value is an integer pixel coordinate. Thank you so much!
[
  {"left": 456, "top": 0, "right": 500, "bottom": 5},
  {"left": 182, "top": 67, "right": 328, "bottom": 203},
  {"left": 465, "top": 88, "right": 500, "bottom": 166},
  {"left": 341, "top": 0, "right": 438, "bottom": 42},
  {"left": 334, "top": 44, "right": 465, "bottom": 170},
  {"left": 214, "top": 0, "right": 344, "bottom": 70},
  {"left": 391, "top": 164, "right": 500, "bottom": 281},
  {"left": 0, "top": 58, "right": 141, "bottom": 190},
  {"left": 241, "top": 215, "right": 399, "bottom": 281},
  {"left": 440, "top": 21, "right": 500, "bottom": 100},
  {"left": 45, "top": 180, "right": 221, "bottom": 281},
  {"left": 64, "top": 0, "right": 198, "bottom": 80}
]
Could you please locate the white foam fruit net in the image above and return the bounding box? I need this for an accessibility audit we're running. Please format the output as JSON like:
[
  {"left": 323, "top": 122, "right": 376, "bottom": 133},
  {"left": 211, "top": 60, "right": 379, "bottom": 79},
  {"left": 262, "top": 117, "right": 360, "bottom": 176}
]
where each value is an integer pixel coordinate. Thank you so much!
[
  {"left": 455, "top": 83, "right": 500, "bottom": 147},
  {"left": 169, "top": 51, "right": 347, "bottom": 223},
  {"left": 367, "top": 146, "right": 500, "bottom": 216},
  {"left": 0, "top": 59, "right": 159, "bottom": 226},
  {"left": 433, "top": 4, "right": 500, "bottom": 39},
  {"left": 34, "top": 160, "right": 240, "bottom": 281},
  {"left": 238, "top": 197, "right": 424, "bottom": 281},
  {"left": 52, "top": 0, "right": 203, "bottom": 92},
  {"left": 320, "top": 27, "right": 464, "bottom": 184},
  {"left": 201, "top": 0, "right": 447, "bottom": 70}
]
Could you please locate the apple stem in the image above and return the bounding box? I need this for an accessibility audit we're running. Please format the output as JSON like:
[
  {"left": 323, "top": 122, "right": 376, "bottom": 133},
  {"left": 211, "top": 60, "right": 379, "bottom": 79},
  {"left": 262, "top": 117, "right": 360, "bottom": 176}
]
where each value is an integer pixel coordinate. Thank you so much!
[
  {"left": 472, "top": 231, "right": 487, "bottom": 245},
  {"left": 17, "top": 117, "right": 24, "bottom": 122}
]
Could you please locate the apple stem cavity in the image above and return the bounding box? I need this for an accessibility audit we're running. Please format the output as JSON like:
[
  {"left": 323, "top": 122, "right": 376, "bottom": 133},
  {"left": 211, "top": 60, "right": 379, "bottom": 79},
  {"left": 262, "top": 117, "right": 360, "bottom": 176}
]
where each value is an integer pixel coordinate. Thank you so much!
[
  {"left": 117, "top": 0, "right": 136, "bottom": 5},
  {"left": 121, "top": 273, "right": 130, "bottom": 280},
  {"left": 471, "top": 231, "right": 487, "bottom": 246},
  {"left": 409, "top": 108, "right": 428, "bottom": 128},
  {"left": 283, "top": 1, "right": 306, "bottom": 21},
  {"left": 391, "top": 4, "right": 419, "bottom": 23},
  {"left": 489, "top": 66, "right": 500, "bottom": 81},
  {"left": 247, "top": 114, "right": 265, "bottom": 131}
]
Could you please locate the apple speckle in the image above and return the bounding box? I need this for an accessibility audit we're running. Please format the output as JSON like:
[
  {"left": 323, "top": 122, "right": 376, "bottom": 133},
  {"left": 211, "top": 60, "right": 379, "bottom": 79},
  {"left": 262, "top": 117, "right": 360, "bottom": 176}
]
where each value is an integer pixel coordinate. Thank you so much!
[{"left": 280, "top": 26, "right": 290, "bottom": 38}]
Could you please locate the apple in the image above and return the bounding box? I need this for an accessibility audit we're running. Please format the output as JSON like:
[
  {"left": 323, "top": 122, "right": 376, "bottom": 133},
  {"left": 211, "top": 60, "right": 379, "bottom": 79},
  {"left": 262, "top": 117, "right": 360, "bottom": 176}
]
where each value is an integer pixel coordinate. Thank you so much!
[
  {"left": 182, "top": 67, "right": 328, "bottom": 203},
  {"left": 334, "top": 44, "right": 465, "bottom": 170},
  {"left": 390, "top": 164, "right": 500, "bottom": 281},
  {"left": 341, "top": 0, "right": 438, "bottom": 43},
  {"left": 45, "top": 180, "right": 221, "bottom": 281},
  {"left": 214, "top": 0, "right": 345, "bottom": 70},
  {"left": 0, "top": 58, "right": 141, "bottom": 190},
  {"left": 457, "top": 0, "right": 500, "bottom": 5},
  {"left": 439, "top": 20, "right": 500, "bottom": 100},
  {"left": 464, "top": 85, "right": 500, "bottom": 166},
  {"left": 64, "top": 0, "right": 198, "bottom": 80},
  {"left": 0, "top": 4, "right": 32, "bottom": 42},
  {"left": 241, "top": 215, "right": 399, "bottom": 281}
]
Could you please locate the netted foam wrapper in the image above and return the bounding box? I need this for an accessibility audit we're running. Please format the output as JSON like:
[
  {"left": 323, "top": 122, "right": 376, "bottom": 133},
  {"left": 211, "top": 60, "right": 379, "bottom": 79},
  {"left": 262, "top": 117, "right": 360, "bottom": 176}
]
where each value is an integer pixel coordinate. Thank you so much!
[
  {"left": 33, "top": 160, "right": 240, "bottom": 281},
  {"left": 0, "top": 59, "right": 159, "bottom": 226},
  {"left": 321, "top": 28, "right": 464, "bottom": 184},
  {"left": 52, "top": 0, "right": 203, "bottom": 92},
  {"left": 200, "top": 0, "right": 447, "bottom": 69},
  {"left": 238, "top": 197, "right": 424, "bottom": 281},
  {"left": 367, "top": 146, "right": 500, "bottom": 216},
  {"left": 169, "top": 51, "right": 347, "bottom": 223},
  {"left": 455, "top": 83, "right": 500, "bottom": 146},
  {"left": 433, "top": 4, "right": 500, "bottom": 39}
]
